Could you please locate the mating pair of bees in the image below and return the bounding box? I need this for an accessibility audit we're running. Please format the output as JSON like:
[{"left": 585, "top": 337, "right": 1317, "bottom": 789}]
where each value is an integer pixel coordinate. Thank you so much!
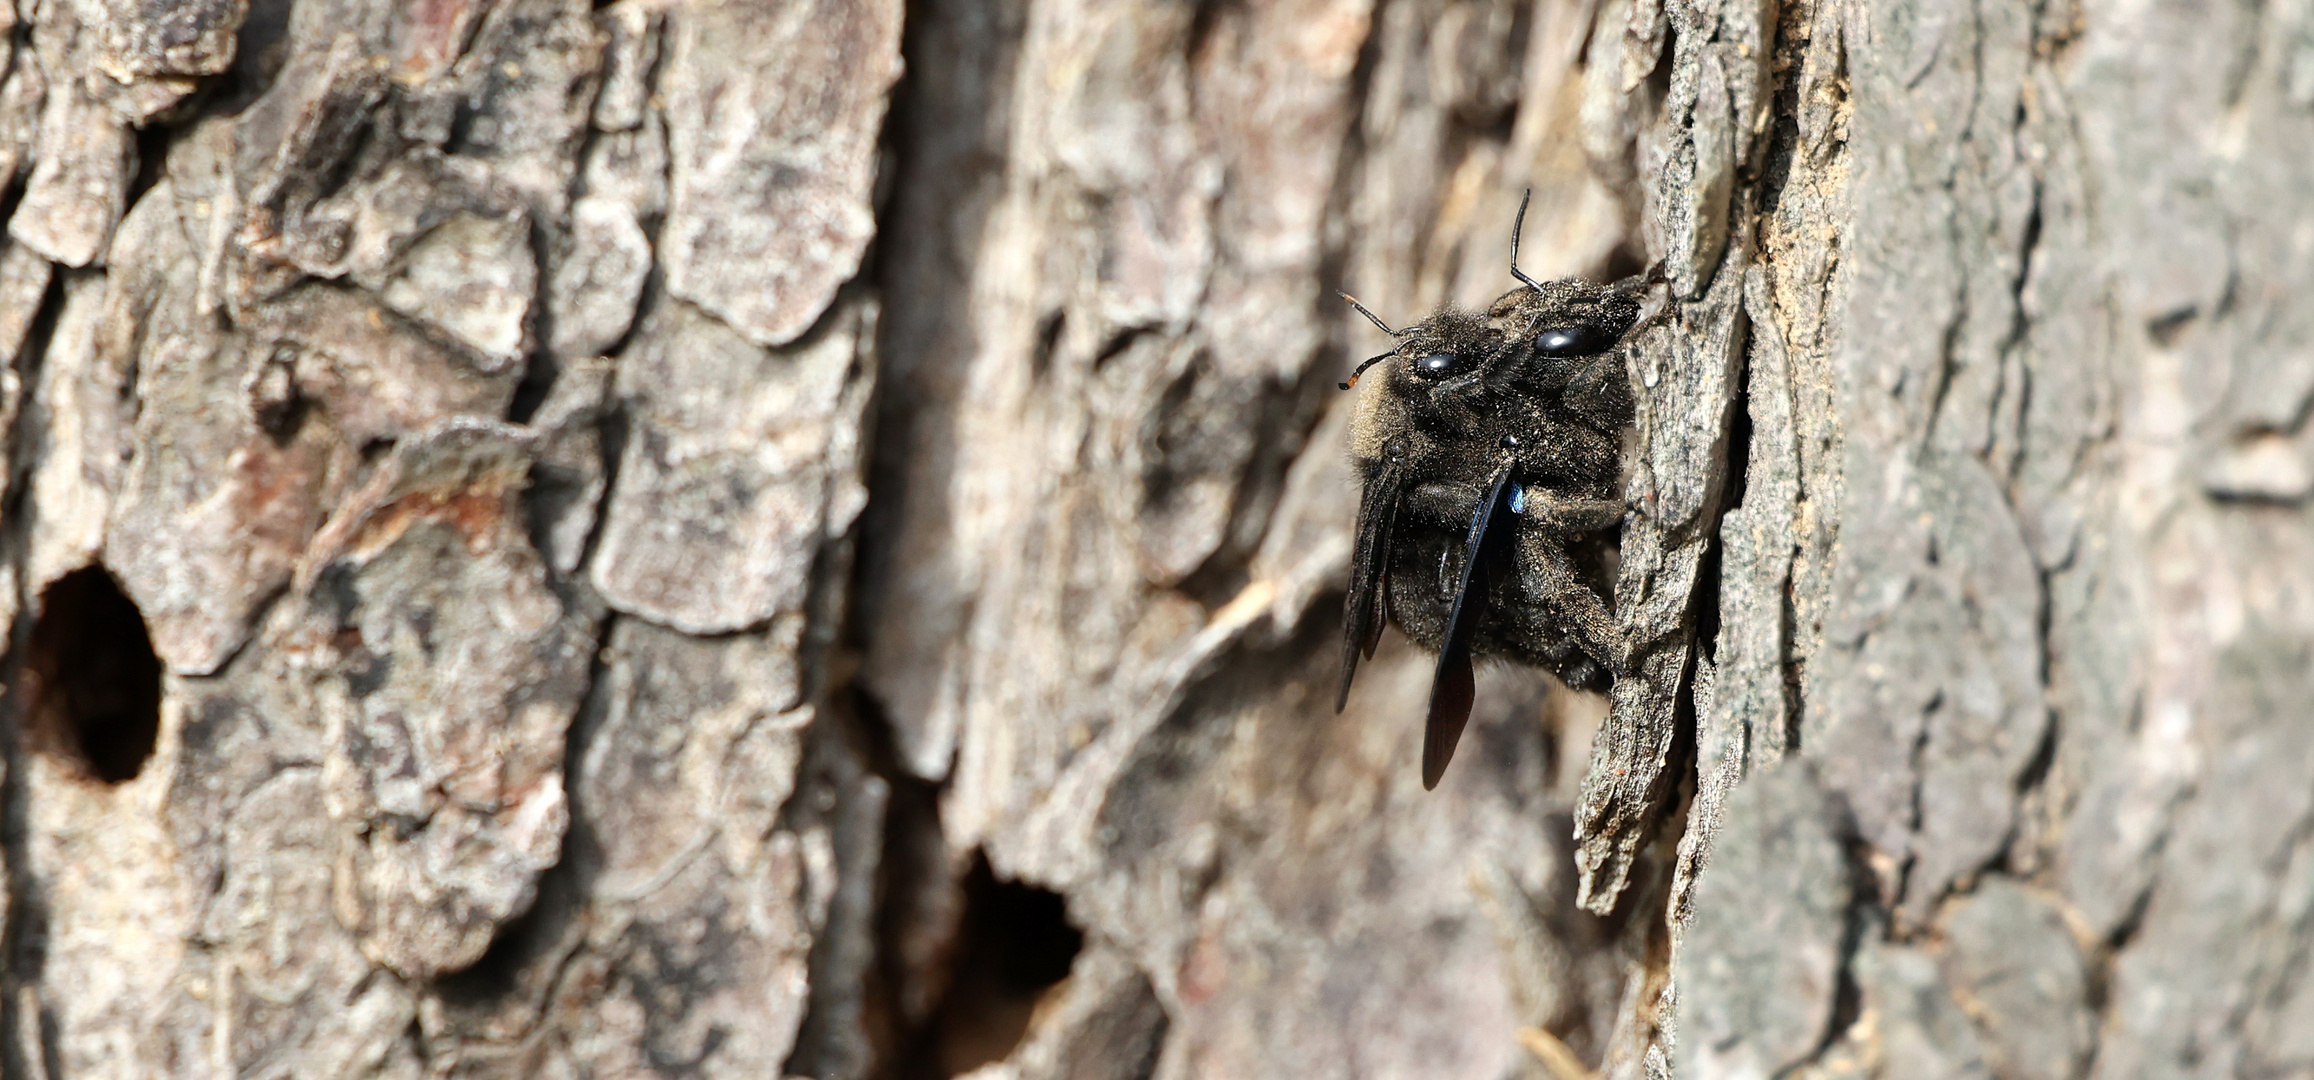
[{"left": 1335, "top": 194, "right": 1657, "bottom": 789}]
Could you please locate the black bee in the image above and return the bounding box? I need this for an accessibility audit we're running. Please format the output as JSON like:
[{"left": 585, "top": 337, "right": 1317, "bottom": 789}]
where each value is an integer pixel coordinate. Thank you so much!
[{"left": 1335, "top": 192, "right": 1656, "bottom": 789}]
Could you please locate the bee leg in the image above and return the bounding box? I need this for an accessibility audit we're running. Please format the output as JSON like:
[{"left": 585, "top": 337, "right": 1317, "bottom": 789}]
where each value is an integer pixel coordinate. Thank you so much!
[
  {"left": 1401, "top": 481, "right": 1487, "bottom": 530},
  {"left": 1514, "top": 528, "right": 1623, "bottom": 673},
  {"left": 1516, "top": 492, "right": 1624, "bottom": 534}
]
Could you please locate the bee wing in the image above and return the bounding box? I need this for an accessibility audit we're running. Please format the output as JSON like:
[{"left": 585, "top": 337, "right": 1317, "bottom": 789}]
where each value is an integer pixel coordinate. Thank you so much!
[
  {"left": 1423, "top": 462, "right": 1520, "bottom": 790},
  {"left": 1337, "top": 456, "right": 1406, "bottom": 713}
]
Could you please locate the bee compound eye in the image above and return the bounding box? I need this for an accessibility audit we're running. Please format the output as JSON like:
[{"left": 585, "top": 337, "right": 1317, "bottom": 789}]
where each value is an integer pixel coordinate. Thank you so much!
[
  {"left": 1414, "top": 352, "right": 1464, "bottom": 378},
  {"left": 1534, "top": 324, "right": 1617, "bottom": 357}
]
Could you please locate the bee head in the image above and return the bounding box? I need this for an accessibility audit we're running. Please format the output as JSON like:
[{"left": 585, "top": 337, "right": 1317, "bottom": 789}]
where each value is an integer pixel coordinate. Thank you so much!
[
  {"left": 1395, "top": 308, "right": 1500, "bottom": 384},
  {"left": 1339, "top": 186, "right": 1660, "bottom": 395},
  {"left": 1338, "top": 298, "right": 1505, "bottom": 390}
]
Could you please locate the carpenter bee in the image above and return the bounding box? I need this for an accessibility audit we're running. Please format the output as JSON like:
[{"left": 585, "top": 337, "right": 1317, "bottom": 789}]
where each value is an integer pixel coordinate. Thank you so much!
[{"left": 1336, "top": 192, "right": 1656, "bottom": 789}]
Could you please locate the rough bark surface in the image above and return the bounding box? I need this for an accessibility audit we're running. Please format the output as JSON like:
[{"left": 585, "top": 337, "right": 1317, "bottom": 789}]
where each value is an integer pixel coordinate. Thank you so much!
[{"left": 0, "top": 0, "right": 2307, "bottom": 1078}]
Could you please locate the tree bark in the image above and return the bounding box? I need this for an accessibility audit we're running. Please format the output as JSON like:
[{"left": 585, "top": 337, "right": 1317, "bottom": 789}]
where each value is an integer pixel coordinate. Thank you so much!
[{"left": 1, "top": 0, "right": 2309, "bottom": 1077}]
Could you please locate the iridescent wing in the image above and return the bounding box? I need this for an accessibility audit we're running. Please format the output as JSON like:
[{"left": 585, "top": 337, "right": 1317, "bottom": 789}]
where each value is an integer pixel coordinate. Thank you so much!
[
  {"left": 1423, "top": 462, "right": 1519, "bottom": 789},
  {"left": 1337, "top": 456, "right": 1405, "bottom": 713}
]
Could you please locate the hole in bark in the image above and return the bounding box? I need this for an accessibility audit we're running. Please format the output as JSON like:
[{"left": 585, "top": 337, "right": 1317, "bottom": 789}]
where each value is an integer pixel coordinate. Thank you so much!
[
  {"left": 26, "top": 566, "right": 164, "bottom": 784},
  {"left": 221, "top": 0, "right": 298, "bottom": 107},
  {"left": 127, "top": 124, "right": 172, "bottom": 211},
  {"left": 919, "top": 853, "right": 1084, "bottom": 1077},
  {"left": 2147, "top": 305, "right": 2199, "bottom": 347}
]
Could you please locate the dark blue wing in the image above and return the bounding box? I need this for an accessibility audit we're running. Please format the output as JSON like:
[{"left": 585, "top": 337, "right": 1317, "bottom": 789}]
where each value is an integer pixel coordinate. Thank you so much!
[
  {"left": 1423, "top": 463, "right": 1519, "bottom": 789},
  {"left": 1338, "top": 457, "right": 1405, "bottom": 713}
]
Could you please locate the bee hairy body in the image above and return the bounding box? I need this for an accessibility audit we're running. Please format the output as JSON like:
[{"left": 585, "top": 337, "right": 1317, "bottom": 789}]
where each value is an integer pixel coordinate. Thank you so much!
[{"left": 1336, "top": 199, "right": 1656, "bottom": 790}]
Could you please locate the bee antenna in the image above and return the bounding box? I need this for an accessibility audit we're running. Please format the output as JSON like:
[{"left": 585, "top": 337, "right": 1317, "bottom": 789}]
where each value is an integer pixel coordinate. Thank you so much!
[
  {"left": 1339, "top": 293, "right": 1408, "bottom": 337},
  {"left": 1339, "top": 350, "right": 1396, "bottom": 390},
  {"left": 1509, "top": 188, "right": 1544, "bottom": 292}
]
